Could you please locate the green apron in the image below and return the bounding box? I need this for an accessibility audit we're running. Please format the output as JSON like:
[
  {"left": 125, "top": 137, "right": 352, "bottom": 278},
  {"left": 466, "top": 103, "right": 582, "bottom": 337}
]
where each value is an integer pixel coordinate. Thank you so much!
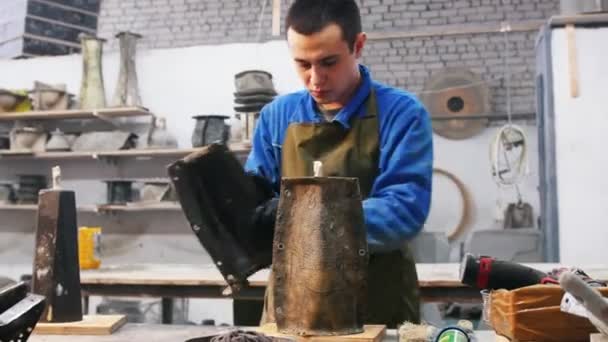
[{"left": 260, "top": 90, "right": 421, "bottom": 327}]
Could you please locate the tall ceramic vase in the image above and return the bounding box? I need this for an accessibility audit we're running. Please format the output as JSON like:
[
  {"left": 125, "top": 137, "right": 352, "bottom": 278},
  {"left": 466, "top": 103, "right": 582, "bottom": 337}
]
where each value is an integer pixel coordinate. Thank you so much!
[
  {"left": 112, "top": 31, "right": 143, "bottom": 107},
  {"left": 79, "top": 35, "right": 107, "bottom": 109}
]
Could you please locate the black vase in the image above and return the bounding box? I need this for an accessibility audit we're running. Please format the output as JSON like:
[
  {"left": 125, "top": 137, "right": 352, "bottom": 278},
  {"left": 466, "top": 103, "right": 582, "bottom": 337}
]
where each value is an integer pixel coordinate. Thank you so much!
[
  {"left": 0, "top": 135, "right": 9, "bottom": 149},
  {"left": 191, "top": 115, "right": 230, "bottom": 147},
  {"left": 105, "top": 180, "right": 134, "bottom": 205}
]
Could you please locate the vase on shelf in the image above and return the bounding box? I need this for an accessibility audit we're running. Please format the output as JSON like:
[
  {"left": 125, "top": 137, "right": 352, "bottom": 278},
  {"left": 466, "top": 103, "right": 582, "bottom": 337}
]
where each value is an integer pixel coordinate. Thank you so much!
[
  {"left": 79, "top": 34, "right": 107, "bottom": 110},
  {"left": 112, "top": 31, "right": 143, "bottom": 107}
]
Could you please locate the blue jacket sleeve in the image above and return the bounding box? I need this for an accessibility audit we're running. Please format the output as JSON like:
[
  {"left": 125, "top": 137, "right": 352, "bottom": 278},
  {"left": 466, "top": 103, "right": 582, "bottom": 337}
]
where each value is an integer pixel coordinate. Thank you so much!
[
  {"left": 244, "top": 107, "right": 281, "bottom": 192},
  {"left": 364, "top": 100, "right": 433, "bottom": 253}
]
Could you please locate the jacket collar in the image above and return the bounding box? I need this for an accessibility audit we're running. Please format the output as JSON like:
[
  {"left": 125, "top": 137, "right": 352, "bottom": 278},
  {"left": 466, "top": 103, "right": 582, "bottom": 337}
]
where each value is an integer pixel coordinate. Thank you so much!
[{"left": 305, "top": 64, "right": 372, "bottom": 129}]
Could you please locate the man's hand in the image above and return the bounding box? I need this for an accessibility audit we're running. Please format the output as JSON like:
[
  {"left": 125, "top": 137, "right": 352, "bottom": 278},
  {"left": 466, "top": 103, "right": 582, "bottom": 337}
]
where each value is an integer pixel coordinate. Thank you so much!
[
  {"left": 245, "top": 173, "right": 279, "bottom": 258},
  {"left": 247, "top": 172, "right": 276, "bottom": 205},
  {"left": 252, "top": 197, "right": 279, "bottom": 233}
]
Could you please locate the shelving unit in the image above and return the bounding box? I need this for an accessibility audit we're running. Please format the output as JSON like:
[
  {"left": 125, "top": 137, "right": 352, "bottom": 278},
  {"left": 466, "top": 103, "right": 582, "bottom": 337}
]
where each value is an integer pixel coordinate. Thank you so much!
[{"left": 0, "top": 107, "right": 251, "bottom": 215}]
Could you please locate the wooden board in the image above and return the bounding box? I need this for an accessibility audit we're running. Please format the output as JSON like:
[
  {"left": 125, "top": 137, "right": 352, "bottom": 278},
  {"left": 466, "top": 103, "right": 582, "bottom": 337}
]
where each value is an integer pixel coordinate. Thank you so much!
[
  {"left": 29, "top": 323, "right": 232, "bottom": 342},
  {"left": 258, "top": 323, "right": 386, "bottom": 342},
  {"left": 367, "top": 20, "right": 544, "bottom": 41},
  {"left": 0, "top": 149, "right": 35, "bottom": 155},
  {"left": 591, "top": 334, "right": 608, "bottom": 342},
  {"left": 34, "top": 315, "right": 127, "bottom": 335}
]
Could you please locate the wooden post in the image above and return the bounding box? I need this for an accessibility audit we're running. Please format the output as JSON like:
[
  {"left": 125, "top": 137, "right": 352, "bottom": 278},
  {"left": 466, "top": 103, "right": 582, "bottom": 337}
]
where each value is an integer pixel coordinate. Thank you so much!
[
  {"left": 566, "top": 24, "right": 579, "bottom": 98},
  {"left": 272, "top": 0, "right": 281, "bottom": 36}
]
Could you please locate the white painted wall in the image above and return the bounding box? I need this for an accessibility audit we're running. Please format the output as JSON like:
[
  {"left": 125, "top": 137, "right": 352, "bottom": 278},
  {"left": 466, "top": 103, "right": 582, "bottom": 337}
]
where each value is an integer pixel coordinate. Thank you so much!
[
  {"left": 551, "top": 27, "right": 608, "bottom": 264},
  {"left": 0, "top": 39, "right": 540, "bottom": 323},
  {"left": 0, "top": 40, "right": 302, "bottom": 146}
]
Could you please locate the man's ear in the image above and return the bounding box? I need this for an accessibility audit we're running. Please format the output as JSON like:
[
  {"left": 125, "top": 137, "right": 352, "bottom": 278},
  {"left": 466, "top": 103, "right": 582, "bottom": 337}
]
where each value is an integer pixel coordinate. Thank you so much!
[{"left": 354, "top": 32, "right": 367, "bottom": 58}]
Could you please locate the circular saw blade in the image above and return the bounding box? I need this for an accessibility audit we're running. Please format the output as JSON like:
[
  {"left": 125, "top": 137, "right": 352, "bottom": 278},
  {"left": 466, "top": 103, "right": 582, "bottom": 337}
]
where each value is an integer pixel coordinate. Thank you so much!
[{"left": 420, "top": 68, "right": 491, "bottom": 140}]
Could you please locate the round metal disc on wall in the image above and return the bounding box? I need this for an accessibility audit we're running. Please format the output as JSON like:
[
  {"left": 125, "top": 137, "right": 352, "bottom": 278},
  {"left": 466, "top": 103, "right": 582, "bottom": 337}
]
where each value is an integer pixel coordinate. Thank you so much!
[{"left": 420, "top": 68, "right": 491, "bottom": 140}]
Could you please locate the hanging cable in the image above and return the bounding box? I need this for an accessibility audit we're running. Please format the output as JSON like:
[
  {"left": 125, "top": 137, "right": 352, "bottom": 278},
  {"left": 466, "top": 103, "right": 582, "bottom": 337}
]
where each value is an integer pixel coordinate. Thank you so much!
[
  {"left": 490, "top": 124, "right": 529, "bottom": 188},
  {"left": 489, "top": 22, "right": 529, "bottom": 200}
]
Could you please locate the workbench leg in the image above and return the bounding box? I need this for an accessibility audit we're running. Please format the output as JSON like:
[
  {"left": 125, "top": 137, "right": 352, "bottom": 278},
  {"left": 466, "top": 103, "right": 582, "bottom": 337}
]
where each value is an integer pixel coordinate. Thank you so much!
[
  {"left": 83, "top": 295, "right": 90, "bottom": 315},
  {"left": 161, "top": 297, "right": 174, "bottom": 324},
  {"left": 233, "top": 299, "right": 264, "bottom": 326}
]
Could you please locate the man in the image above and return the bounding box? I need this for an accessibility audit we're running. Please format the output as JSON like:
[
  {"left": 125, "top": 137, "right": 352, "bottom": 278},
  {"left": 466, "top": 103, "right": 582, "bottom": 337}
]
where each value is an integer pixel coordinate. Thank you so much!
[{"left": 245, "top": 0, "right": 433, "bottom": 327}]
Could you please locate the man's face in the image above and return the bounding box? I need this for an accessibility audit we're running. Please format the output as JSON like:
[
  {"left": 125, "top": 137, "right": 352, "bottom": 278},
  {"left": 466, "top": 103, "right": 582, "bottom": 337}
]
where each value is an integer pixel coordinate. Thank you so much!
[{"left": 287, "top": 23, "right": 366, "bottom": 109}]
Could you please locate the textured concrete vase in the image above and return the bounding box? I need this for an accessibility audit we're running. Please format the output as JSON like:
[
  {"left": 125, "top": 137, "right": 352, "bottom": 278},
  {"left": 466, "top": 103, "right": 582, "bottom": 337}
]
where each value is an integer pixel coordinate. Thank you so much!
[{"left": 272, "top": 177, "right": 368, "bottom": 336}]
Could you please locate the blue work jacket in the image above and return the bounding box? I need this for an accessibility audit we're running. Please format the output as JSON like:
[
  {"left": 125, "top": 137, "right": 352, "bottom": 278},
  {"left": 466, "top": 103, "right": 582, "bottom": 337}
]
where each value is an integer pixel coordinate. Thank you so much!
[{"left": 245, "top": 65, "right": 433, "bottom": 253}]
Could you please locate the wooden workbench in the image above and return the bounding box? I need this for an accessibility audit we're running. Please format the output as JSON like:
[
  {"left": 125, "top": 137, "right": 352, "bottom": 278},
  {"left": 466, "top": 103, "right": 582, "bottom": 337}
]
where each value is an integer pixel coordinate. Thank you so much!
[
  {"left": 78, "top": 263, "right": 608, "bottom": 324},
  {"left": 80, "top": 262, "right": 608, "bottom": 302},
  {"left": 28, "top": 324, "right": 499, "bottom": 342}
]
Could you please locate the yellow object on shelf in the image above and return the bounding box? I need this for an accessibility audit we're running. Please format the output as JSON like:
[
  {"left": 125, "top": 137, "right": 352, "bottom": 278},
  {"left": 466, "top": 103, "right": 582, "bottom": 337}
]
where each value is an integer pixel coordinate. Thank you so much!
[
  {"left": 12, "top": 90, "right": 32, "bottom": 112},
  {"left": 79, "top": 226, "right": 102, "bottom": 270}
]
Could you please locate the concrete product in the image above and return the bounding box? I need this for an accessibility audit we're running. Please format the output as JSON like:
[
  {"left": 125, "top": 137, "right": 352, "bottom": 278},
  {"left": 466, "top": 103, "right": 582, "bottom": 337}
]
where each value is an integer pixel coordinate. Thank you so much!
[
  {"left": 32, "top": 189, "right": 83, "bottom": 323},
  {"left": 273, "top": 177, "right": 367, "bottom": 336},
  {"left": 111, "top": 32, "right": 143, "bottom": 107}
]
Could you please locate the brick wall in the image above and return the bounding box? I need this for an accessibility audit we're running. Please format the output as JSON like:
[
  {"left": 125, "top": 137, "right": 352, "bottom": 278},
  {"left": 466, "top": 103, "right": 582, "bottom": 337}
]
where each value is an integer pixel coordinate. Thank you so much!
[
  {"left": 359, "top": 0, "right": 558, "bottom": 30},
  {"left": 98, "top": 0, "right": 558, "bottom": 48},
  {"left": 98, "top": 0, "right": 275, "bottom": 50},
  {"left": 97, "top": 0, "right": 561, "bottom": 114},
  {"left": 363, "top": 31, "right": 538, "bottom": 114}
]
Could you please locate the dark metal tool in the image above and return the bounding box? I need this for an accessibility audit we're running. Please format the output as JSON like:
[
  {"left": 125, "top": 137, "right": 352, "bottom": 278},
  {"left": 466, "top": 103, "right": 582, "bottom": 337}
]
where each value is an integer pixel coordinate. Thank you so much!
[
  {"left": 459, "top": 253, "right": 550, "bottom": 290},
  {"left": 168, "top": 143, "right": 273, "bottom": 292},
  {"left": 0, "top": 282, "right": 46, "bottom": 341}
]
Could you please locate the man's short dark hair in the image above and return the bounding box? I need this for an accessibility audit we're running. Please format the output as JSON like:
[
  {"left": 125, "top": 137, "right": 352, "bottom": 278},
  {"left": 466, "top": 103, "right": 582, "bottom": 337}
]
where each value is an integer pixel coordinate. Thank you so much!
[{"left": 285, "top": 0, "right": 362, "bottom": 52}]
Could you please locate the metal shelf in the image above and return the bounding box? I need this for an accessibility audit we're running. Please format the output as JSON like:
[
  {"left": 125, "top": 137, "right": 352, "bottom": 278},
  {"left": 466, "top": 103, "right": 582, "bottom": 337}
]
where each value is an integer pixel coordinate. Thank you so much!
[
  {"left": 95, "top": 203, "right": 182, "bottom": 212},
  {"left": 0, "top": 203, "right": 182, "bottom": 212},
  {"left": 0, "top": 106, "right": 151, "bottom": 121},
  {"left": 0, "top": 204, "right": 37, "bottom": 211},
  {"left": 0, "top": 143, "right": 251, "bottom": 160}
]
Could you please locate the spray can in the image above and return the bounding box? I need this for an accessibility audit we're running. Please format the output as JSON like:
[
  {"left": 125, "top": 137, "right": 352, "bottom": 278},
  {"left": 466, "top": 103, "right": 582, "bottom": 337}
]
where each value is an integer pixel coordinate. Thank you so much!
[{"left": 78, "top": 226, "right": 102, "bottom": 269}]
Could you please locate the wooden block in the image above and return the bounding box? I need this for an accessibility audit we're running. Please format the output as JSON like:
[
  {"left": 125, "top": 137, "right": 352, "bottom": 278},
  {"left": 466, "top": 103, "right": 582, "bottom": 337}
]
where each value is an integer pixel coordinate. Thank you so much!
[
  {"left": 33, "top": 315, "right": 127, "bottom": 335},
  {"left": 591, "top": 334, "right": 608, "bottom": 342},
  {"left": 258, "top": 323, "right": 386, "bottom": 342},
  {"left": 489, "top": 285, "right": 608, "bottom": 341}
]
